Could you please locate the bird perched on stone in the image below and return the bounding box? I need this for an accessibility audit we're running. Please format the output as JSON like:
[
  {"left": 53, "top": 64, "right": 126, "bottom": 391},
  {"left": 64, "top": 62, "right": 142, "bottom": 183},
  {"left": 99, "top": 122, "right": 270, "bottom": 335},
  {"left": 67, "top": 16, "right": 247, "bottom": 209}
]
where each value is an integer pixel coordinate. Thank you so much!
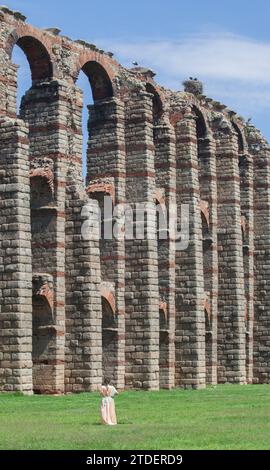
[
  {"left": 132, "top": 61, "right": 138, "bottom": 66},
  {"left": 44, "top": 27, "right": 61, "bottom": 35}
]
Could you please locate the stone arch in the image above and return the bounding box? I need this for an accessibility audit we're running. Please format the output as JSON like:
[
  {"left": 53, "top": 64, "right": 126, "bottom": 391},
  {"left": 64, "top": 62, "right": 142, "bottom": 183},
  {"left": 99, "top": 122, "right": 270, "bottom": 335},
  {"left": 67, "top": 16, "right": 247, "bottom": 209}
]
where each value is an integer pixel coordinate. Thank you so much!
[
  {"left": 87, "top": 179, "right": 115, "bottom": 205},
  {"left": 193, "top": 105, "right": 208, "bottom": 139},
  {"left": 159, "top": 300, "right": 169, "bottom": 388},
  {"left": 194, "top": 105, "right": 211, "bottom": 200},
  {"left": 75, "top": 49, "right": 116, "bottom": 79},
  {"left": 159, "top": 300, "right": 168, "bottom": 328},
  {"left": 199, "top": 200, "right": 210, "bottom": 229},
  {"left": 154, "top": 188, "right": 165, "bottom": 206},
  {"left": 145, "top": 82, "right": 164, "bottom": 122},
  {"left": 201, "top": 201, "right": 212, "bottom": 255},
  {"left": 100, "top": 284, "right": 116, "bottom": 316},
  {"left": 201, "top": 199, "right": 212, "bottom": 339},
  {"left": 32, "top": 292, "right": 55, "bottom": 393},
  {"left": 74, "top": 56, "right": 116, "bottom": 185},
  {"left": 101, "top": 294, "right": 117, "bottom": 382},
  {"left": 30, "top": 168, "right": 54, "bottom": 194},
  {"left": 30, "top": 174, "right": 54, "bottom": 209},
  {"left": 232, "top": 121, "right": 245, "bottom": 153},
  {"left": 88, "top": 188, "right": 114, "bottom": 242},
  {"left": 204, "top": 299, "right": 211, "bottom": 331},
  {"left": 8, "top": 31, "right": 53, "bottom": 81},
  {"left": 241, "top": 215, "right": 247, "bottom": 236},
  {"left": 75, "top": 59, "right": 114, "bottom": 102},
  {"left": 32, "top": 274, "right": 54, "bottom": 312},
  {"left": 102, "top": 295, "right": 116, "bottom": 327},
  {"left": 155, "top": 195, "right": 167, "bottom": 241}
]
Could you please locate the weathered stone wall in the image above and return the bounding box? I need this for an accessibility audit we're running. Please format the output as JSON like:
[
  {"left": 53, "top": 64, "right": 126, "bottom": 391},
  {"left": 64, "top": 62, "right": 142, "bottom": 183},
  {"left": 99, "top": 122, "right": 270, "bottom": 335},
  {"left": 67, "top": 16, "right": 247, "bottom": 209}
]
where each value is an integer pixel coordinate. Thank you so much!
[
  {"left": 87, "top": 97, "right": 126, "bottom": 389},
  {"left": 0, "top": 117, "right": 32, "bottom": 393},
  {"left": 154, "top": 116, "right": 176, "bottom": 389},
  {"left": 215, "top": 125, "right": 246, "bottom": 383},
  {"left": 124, "top": 90, "right": 159, "bottom": 390},
  {"left": 197, "top": 131, "right": 218, "bottom": 385},
  {"left": 248, "top": 125, "right": 270, "bottom": 384},
  {"left": 174, "top": 108, "right": 205, "bottom": 389},
  {"left": 0, "top": 7, "right": 270, "bottom": 393},
  {"left": 21, "top": 81, "right": 65, "bottom": 393}
]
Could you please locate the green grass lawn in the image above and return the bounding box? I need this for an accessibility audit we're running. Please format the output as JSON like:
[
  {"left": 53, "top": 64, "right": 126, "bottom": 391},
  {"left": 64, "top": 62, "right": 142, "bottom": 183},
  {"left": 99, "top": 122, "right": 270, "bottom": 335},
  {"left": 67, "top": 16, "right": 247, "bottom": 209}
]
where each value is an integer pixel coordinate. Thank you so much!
[{"left": 0, "top": 385, "right": 269, "bottom": 450}]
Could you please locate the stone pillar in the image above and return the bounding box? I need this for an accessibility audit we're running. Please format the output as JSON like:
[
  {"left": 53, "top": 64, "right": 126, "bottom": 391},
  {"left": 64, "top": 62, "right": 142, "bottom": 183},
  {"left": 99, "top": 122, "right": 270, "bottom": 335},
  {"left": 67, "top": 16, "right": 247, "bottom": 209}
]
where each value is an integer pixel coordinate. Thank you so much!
[
  {"left": 250, "top": 131, "right": 270, "bottom": 383},
  {"left": 87, "top": 97, "right": 126, "bottom": 389},
  {"left": 154, "top": 117, "right": 176, "bottom": 389},
  {"left": 20, "top": 81, "right": 67, "bottom": 393},
  {"left": 65, "top": 181, "right": 102, "bottom": 392},
  {"left": 197, "top": 135, "right": 218, "bottom": 385},
  {"left": 0, "top": 60, "right": 17, "bottom": 119},
  {"left": 215, "top": 125, "right": 246, "bottom": 383},
  {"left": 62, "top": 83, "right": 103, "bottom": 392},
  {"left": 239, "top": 153, "right": 254, "bottom": 383},
  {"left": 174, "top": 111, "right": 205, "bottom": 389},
  {"left": 0, "top": 118, "right": 32, "bottom": 393},
  {"left": 124, "top": 90, "right": 159, "bottom": 390}
]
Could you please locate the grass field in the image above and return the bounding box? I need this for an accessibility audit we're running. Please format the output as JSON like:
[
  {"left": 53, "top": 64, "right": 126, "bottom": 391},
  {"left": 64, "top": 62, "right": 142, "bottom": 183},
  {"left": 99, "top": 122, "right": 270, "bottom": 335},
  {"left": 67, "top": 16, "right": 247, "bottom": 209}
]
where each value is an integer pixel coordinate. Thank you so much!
[{"left": 0, "top": 385, "right": 269, "bottom": 450}]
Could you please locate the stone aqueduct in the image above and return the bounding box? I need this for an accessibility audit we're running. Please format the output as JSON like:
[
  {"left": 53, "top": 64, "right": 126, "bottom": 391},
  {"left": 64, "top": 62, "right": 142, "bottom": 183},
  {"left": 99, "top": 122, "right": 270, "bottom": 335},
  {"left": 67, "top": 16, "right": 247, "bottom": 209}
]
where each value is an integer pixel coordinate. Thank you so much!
[{"left": 0, "top": 6, "right": 270, "bottom": 393}]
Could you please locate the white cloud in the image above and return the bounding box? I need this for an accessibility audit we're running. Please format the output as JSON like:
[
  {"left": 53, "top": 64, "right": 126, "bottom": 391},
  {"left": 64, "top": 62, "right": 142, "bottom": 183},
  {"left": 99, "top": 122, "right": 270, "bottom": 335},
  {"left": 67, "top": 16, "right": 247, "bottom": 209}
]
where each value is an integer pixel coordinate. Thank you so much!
[
  {"left": 95, "top": 33, "right": 270, "bottom": 140},
  {"left": 99, "top": 33, "right": 270, "bottom": 84}
]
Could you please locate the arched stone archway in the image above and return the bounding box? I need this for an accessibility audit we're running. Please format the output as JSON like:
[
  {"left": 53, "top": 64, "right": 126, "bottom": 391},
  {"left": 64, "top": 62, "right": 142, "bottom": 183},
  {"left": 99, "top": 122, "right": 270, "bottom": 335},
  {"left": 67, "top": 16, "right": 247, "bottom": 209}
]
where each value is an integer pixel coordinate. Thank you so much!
[
  {"left": 80, "top": 61, "right": 113, "bottom": 102},
  {"left": 30, "top": 174, "right": 54, "bottom": 209},
  {"left": 146, "top": 82, "right": 164, "bottom": 124},
  {"left": 102, "top": 296, "right": 117, "bottom": 383},
  {"left": 7, "top": 29, "right": 53, "bottom": 82},
  {"left": 76, "top": 56, "right": 125, "bottom": 389},
  {"left": 14, "top": 36, "right": 53, "bottom": 81},
  {"left": 159, "top": 302, "right": 170, "bottom": 388},
  {"left": 32, "top": 293, "right": 55, "bottom": 393}
]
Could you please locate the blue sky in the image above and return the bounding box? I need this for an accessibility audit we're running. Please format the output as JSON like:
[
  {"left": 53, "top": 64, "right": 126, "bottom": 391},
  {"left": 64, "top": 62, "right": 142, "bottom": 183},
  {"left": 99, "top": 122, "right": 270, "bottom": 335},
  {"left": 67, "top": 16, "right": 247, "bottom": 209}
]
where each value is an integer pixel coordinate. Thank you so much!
[{"left": 4, "top": 0, "right": 270, "bottom": 143}]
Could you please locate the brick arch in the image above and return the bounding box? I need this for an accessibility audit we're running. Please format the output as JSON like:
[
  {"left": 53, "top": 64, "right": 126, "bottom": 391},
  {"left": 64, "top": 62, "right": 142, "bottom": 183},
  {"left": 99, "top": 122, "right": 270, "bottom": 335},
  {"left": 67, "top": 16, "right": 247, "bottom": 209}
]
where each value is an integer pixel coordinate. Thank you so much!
[
  {"left": 73, "top": 53, "right": 117, "bottom": 101},
  {"left": 145, "top": 82, "right": 165, "bottom": 121},
  {"left": 204, "top": 295, "right": 212, "bottom": 331},
  {"left": 87, "top": 180, "right": 115, "bottom": 205},
  {"left": 193, "top": 104, "right": 208, "bottom": 139},
  {"left": 32, "top": 275, "right": 54, "bottom": 313},
  {"left": 241, "top": 215, "right": 247, "bottom": 236},
  {"left": 30, "top": 168, "right": 54, "bottom": 194},
  {"left": 232, "top": 121, "right": 246, "bottom": 153},
  {"left": 33, "top": 285, "right": 54, "bottom": 313},
  {"left": 6, "top": 27, "right": 54, "bottom": 81},
  {"left": 169, "top": 100, "right": 211, "bottom": 135},
  {"left": 100, "top": 284, "right": 116, "bottom": 315},
  {"left": 199, "top": 199, "right": 210, "bottom": 228},
  {"left": 188, "top": 95, "right": 211, "bottom": 130},
  {"left": 159, "top": 300, "right": 168, "bottom": 320},
  {"left": 204, "top": 297, "right": 211, "bottom": 319},
  {"left": 30, "top": 174, "right": 54, "bottom": 209},
  {"left": 154, "top": 188, "right": 165, "bottom": 206}
]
